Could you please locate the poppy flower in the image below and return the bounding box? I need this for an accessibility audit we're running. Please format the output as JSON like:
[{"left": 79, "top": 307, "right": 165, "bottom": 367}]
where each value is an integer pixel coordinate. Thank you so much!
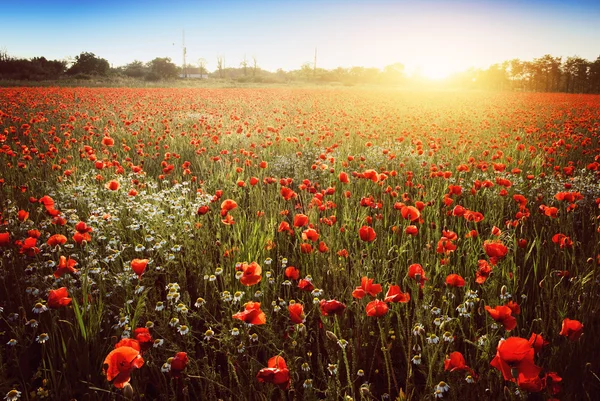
[
  {"left": 339, "top": 171, "right": 349, "bottom": 183},
  {"left": 445, "top": 274, "right": 465, "bottom": 287},
  {"left": 319, "top": 299, "right": 346, "bottom": 316},
  {"left": 131, "top": 259, "right": 149, "bottom": 279},
  {"left": 284, "top": 266, "right": 300, "bottom": 280},
  {"left": 405, "top": 225, "right": 418, "bottom": 236},
  {"left": 384, "top": 285, "right": 410, "bottom": 303},
  {"left": 483, "top": 240, "right": 508, "bottom": 265},
  {"left": 103, "top": 346, "right": 144, "bottom": 388},
  {"left": 490, "top": 337, "right": 542, "bottom": 391},
  {"left": 239, "top": 261, "right": 262, "bottom": 286},
  {"left": 73, "top": 231, "right": 91, "bottom": 245},
  {"left": 408, "top": 263, "right": 428, "bottom": 287},
  {"left": 197, "top": 205, "right": 210, "bottom": 215},
  {"left": 232, "top": 302, "right": 266, "bottom": 325},
  {"left": 134, "top": 328, "right": 153, "bottom": 352},
  {"left": 220, "top": 199, "right": 238, "bottom": 216},
  {"left": 298, "top": 278, "right": 314, "bottom": 292},
  {"left": 293, "top": 214, "right": 309, "bottom": 227},
  {"left": 171, "top": 352, "right": 189, "bottom": 378},
  {"left": 54, "top": 256, "right": 78, "bottom": 278},
  {"left": 475, "top": 259, "right": 492, "bottom": 284},
  {"left": 352, "top": 276, "right": 382, "bottom": 299},
  {"left": 114, "top": 338, "right": 141, "bottom": 352},
  {"left": 366, "top": 300, "right": 388, "bottom": 317},
  {"left": 288, "top": 303, "right": 305, "bottom": 324},
  {"left": 256, "top": 356, "right": 290, "bottom": 389},
  {"left": 47, "top": 234, "right": 67, "bottom": 247},
  {"left": 400, "top": 206, "right": 420, "bottom": 222},
  {"left": 528, "top": 333, "right": 548, "bottom": 354},
  {"left": 485, "top": 305, "right": 517, "bottom": 331},
  {"left": 0, "top": 232, "right": 10, "bottom": 247},
  {"left": 75, "top": 221, "right": 93, "bottom": 234},
  {"left": 105, "top": 180, "right": 120, "bottom": 191},
  {"left": 559, "top": 318, "right": 583, "bottom": 341},
  {"left": 358, "top": 225, "right": 376, "bottom": 242},
  {"left": 444, "top": 351, "right": 475, "bottom": 376},
  {"left": 17, "top": 210, "right": 29, "bottom": 221},
  {"left": 301, "top": 228, "right": 319, "bottom": 242},
  {"left": 48, "top": 287, "right": 71, "bottom": 308}
]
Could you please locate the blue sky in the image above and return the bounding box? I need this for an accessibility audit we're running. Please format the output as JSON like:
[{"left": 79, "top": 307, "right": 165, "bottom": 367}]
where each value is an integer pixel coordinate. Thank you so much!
[{"left": 2, "top": 0, "right": 599, "bottom": 76}]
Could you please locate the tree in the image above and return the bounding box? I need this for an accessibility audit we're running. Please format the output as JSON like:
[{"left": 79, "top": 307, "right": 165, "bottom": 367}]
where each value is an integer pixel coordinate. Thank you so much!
[
  {"left": 197, "top": 58, "right": 207, "bottom": 76},
  {"left": 252, "top": 56, "right": 258, "bottom": 77},
  {"left": 147, "top": 57, "right": 178, "bottom": 80},
  {"left": 240, "top": 55, "right": 248, "bottom": 76},
  {"left": 123, "top": 60, "right": 147, "bottom": 78},
  {"left": 217, "top": 56, "right": 224, "bottom": 78},
  {"left": 67, "top": 52, "right": 110, "bottom": 76}
]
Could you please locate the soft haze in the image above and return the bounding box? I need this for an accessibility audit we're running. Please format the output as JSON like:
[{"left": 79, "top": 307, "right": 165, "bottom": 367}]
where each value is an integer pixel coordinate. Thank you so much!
[{"left": 3, "top": 0, "right": 600, "bottom": 78}]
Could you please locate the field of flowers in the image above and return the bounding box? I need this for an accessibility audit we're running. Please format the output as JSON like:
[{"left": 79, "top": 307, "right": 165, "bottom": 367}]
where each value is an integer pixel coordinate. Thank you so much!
[{"left": 1, "top": 87, "right": 599, "bottom": 401}]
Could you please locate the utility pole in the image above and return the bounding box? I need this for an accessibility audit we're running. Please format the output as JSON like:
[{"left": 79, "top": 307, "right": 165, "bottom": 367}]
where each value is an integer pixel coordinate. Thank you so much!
[
  {"left": 182, "top": 30, "right": 187, "bottom": 78},
  {"left": 313, "top": 47, "right": 317, "bottom": 77}
]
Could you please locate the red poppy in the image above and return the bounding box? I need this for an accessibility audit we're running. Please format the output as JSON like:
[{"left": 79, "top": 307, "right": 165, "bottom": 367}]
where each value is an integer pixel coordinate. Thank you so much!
[
  {"left": 366, "top": 300, "right": 388, "bottom": 317},
  {"left": 105, "top": 180, "right": 120, "bottom": 191},
  {"left": 408, "top": 263, "right": 427, "bottom": 287},
  {"left": 103, "top": 346, "right": 144, "bottom": 388},
  {"left": 485, "top": 305, "right": 517, "bottom": 331},
  {"left": 131, "top": 259, "right": 149, "bottom": 279},
  {"left": 284, "top": 266, "right": 300, "bottom": 280},
  {"left": 319, "top": 299, "right": 346, "bottom": 316},
  {"left": 256, "top": 356, "right": 290, "bottom": 389},
  {"left": 288, "top": 303, "right": 305, "bottom": 324},
  {"left": 73, "top": 231, "right": 91, "bottom": 245},
  {"left": 48, "top": 287, "right": 72, "bottom": 308},
  {"left": 47, "top": 234, "right": 67, "bottom": 247},
  {"left": 444, "top": 351, "right": 475, "bottom": 376},
  {"left": 134, "top": 328, "right": 153, "bottom": 352},
  {"left": 171, "top": 352, "right": 189, "bottom": 378},
  {"left": 54, "top": 255, "right": 78, "bottom": 278},
  {"left": 298, "top": 278, "right": 314, "bottom": 292},
  {"left": 220, "top": 199, "right": 238, "bottom": 216},
  {"left": 475, "top": 259, "right": 492, "bottom": 284},
  {"left": 239, "top": 262, "right": 262, "bottom": 286},
  {"left": 17, "top": 210, "right": 29, "bottom": 221},
  {"left": 559, "top": 318, "right": 583, "bottom": 341},
  {"left": 352, "top": 276, "right": 382, "bottom": 299},
  {"left": 197, "top": 205, "right": 210, "bottom": 215},
  {"left": 405, "top": 225, "right": 418, "bottom": 236},
  {"left": 401, "top": 206, "right": 420, "bottom": 222},
  {"left": 0, "top": 232, "right": 10, "bottom": 247},
  {"left": 528, "top": 333, "right": 548, "bottom": 354},
  {"left": 384, "top": 285, "right": 410, "bottom": 303},
  {"left": 293, "top": 214, "right": 309, "bottom": 227},
  {"left": 490, "top": 337, "right": 543, "bottom": 391},
  {"left": 445, "top": 274, "right": 465, "bottom": 287},
  {"left": 232, "top": 302, "right": 266, "bottom": 325},
  {"left": 483, "top": 240, "right": 508, "bottom": 265},
  {"left": 75, "top": 221, "right": 93, "bottom": 234},
  {"left": 302, "top": 228, "right": 319, "bottom": 242},
  {"left": 358, "top": 225, "right": 376, "bottom": 242},
  {"left": 114, "top": 338, "right": 141, "bottom": 352}
]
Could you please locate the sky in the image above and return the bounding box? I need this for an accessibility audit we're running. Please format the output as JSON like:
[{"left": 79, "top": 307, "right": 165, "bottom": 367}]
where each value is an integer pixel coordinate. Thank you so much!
[{"left": 2, "top": 0, "right": 600, "bottom": 78}]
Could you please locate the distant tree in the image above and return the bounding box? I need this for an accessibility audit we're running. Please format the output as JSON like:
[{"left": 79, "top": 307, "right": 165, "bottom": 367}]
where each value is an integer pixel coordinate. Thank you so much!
[
  {"left": 67, "top": 52, "right": 110, "bottom": 76},
  {"left": 217, "top": 56, "right": 224, "bottom": 78},
  {"left": 124, "top": 60, "right": 147, "bottom": 78},
  {"left": 241, "top": 55, "right": 248, "bottom": 76},
  {"left": 197, "top": 58, "right": 207, "bottom": 76},
  {"left": 383, "top": 63, "right": 405, "bottom": 84},
  {"left": 147, "top": 57, "right": 178, "bottom": 80},
  {"left": 252, "top": 56, "right": 258, "bottom": 77}
]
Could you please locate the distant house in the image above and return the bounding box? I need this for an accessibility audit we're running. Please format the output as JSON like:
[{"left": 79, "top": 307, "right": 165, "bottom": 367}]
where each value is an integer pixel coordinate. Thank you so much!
[{"left": 180, "top": 67, "right": 209, "bottom": 79}]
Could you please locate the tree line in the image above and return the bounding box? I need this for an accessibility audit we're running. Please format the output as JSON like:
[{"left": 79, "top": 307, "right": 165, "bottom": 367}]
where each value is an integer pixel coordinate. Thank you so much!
[{"left": 1, "top": 49, "right": 600, "bottom": 93}]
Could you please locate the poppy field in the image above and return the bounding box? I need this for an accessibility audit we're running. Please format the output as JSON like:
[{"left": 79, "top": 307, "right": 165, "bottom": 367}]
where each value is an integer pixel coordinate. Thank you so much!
[{"left": 1, "top": 87, "right": 600, "bottom": 401}]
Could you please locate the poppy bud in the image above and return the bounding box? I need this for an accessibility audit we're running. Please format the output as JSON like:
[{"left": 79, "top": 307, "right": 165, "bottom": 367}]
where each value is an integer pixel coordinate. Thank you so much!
[
  {"left": 326, "top": 331, "right": 338, "bottom": 342},
  {"left": 123, "top": 383, "right": 134, "bottom": 399},
  {"left": 500, "top": 285, "right": 507, "bottom": 297}
]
